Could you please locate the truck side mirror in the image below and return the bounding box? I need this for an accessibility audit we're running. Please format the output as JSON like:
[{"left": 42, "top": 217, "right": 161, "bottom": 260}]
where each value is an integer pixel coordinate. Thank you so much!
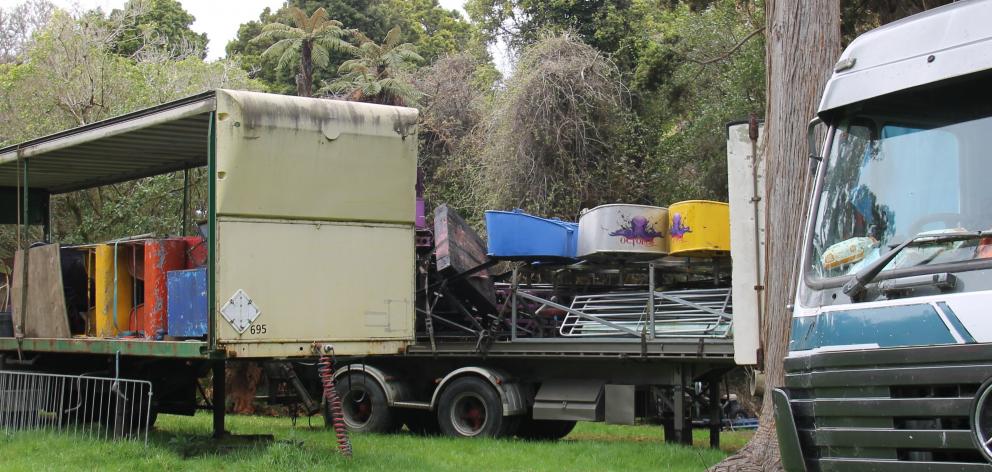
[{"left": 808, "top": 117, "right": 824, "bottom": 161}]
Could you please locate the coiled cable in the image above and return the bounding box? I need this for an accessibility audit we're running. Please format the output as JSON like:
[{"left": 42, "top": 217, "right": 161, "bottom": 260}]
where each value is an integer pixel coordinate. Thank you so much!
[{"left": 318, "top": 354, "right": 352, "bottom": 457}]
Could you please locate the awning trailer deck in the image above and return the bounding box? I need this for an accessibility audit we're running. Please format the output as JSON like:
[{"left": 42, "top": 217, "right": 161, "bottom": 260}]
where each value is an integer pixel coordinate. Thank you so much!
[
  {"left": 1, "top": 89, "right": 419, "bottom": 360},
  {"left": 1, "top": 93, "right": 215, "bottom": 360}
]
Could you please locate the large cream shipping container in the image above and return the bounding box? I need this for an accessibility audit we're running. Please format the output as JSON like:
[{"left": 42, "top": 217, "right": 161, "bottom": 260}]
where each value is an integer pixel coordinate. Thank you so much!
[{"left": 212, "top": 91, "right": 418, "bottom": 357}]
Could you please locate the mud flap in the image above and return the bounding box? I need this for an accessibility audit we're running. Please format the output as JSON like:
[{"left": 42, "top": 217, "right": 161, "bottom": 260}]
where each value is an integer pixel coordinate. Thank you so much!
[{"left": 772, "top": 388, "right": 807, "bottom": 472}]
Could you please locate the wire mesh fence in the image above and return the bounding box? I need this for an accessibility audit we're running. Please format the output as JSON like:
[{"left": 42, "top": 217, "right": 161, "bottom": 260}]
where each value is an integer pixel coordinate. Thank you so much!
[{"left": 0, "top": 370, "right": 153, "bottom": 444}]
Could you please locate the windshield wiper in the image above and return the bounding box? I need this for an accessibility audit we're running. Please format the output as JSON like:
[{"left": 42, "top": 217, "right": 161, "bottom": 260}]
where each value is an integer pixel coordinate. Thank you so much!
[{"left": 842, "top": 230, "right": 987, "bottom": 299}]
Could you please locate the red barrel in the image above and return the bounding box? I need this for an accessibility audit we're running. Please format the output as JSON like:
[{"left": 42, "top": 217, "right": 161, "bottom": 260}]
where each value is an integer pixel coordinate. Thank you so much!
[{"left": 143, "top": 239, "right": 186, "bottom": 339}]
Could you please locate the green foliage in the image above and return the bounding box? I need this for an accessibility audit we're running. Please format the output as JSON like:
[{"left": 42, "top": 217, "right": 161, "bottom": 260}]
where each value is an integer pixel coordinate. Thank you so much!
[
  {"left": 322, "top": 27, "right": 424, "bottom": 106},
  {"left": 110, "top": 0, "right": 208, "bottom": 58},
  {"left": 466, "top": 0, "right": 643, "bottom": 75},
  {"left": 639, "top": 0, "right": 766, "bottom": 204},
  {"left": 229, "top": 0, "right": 478, "bottom": 94}
]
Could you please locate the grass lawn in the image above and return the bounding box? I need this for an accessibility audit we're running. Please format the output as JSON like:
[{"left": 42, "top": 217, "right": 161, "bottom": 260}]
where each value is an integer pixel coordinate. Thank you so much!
[{"left": 0, "top": 413, "right": 752, "bottom": 471}]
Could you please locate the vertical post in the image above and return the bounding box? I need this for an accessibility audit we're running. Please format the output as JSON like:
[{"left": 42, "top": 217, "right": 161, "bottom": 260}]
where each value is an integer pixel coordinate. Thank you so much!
[
  {"left": 708, "top": 377, "right": 721, "bottom": 449},
  {"left": 207, "top": 112, "right": 217, "bottom": 351},
  {"left": 648, "top": 263, "right": 656, "bottom": 340},
  {"left": 673, "top": 365, "right": 686, "bottom": 445},
  {"left": 682, "top": 368, "right": 694, "bottom": 446},
  {"left": 207, "top": 115, "right": 224, "bottom": 439},
  {"left": 21, "top": 158, "right": 29, "bottom": 245},
  {"left": 42, "top": 192, "right": 50, "bottom": 243},
  {"left": 212, "top": 359, "right": 226, "bottom": 438},
  {"left": 510, "top": 267, "right": 518, "bottom": 341},
  {"left": 181, "top": 168, "right": 190, "bottom": 236}
]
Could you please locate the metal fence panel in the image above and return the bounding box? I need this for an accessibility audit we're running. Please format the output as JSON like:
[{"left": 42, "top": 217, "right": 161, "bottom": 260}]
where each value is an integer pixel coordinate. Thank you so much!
[{"left": 0, "top": 370, "right": 152, "bottom": 444}]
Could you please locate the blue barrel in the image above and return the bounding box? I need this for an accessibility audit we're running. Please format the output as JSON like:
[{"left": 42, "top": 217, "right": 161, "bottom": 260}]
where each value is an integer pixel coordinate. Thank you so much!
[{"left": 485, "top": 209, "right": 578, "bottom": 260}]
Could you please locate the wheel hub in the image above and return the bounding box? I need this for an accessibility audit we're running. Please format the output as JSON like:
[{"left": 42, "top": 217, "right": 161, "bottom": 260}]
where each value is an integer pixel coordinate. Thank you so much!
[
  {"left": 450, "top": 392, "right": 488, "bottom": 436},
  {"left": 344, "top": 390, "right": 373, "bottom": 426}
]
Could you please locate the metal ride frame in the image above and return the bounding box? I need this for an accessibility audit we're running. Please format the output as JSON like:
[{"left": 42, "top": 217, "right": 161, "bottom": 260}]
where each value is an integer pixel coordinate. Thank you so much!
[{"left": 413, "top": 258, "right": 734, "bottom": 357}]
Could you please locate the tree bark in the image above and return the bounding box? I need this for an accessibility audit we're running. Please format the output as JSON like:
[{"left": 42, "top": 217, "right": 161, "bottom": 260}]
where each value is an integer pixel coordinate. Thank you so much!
[
  {"left": 709, "top": 1, "right": 840, "bottom": 470},
  {"left": 299, "top": 40, "right": 314, "bottom": 97}
]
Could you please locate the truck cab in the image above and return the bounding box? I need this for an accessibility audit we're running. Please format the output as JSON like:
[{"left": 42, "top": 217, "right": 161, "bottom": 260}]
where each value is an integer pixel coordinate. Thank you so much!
[{"left": 776, "top": 1, "right": 992, "bottom": 470}]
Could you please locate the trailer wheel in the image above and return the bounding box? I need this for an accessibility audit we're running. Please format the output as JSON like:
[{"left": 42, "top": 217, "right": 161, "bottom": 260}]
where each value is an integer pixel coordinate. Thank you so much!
[
  {"left": 516, "top": 417, "right": 576, "bottom": 441},
  {"left": 436, "top": 376, "right": 517, "bottom": 438},
  {"left": 328, "top": 373, "right": 400, "bottom": 433}
]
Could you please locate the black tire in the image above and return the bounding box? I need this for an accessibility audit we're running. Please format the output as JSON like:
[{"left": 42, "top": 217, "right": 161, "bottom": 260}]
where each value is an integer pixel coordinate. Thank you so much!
[
  {"left": 516, "top": 417, "right": 576, "bottom": 441},
  {"left": 402, "top": 409, "right": 441, "bottom": 436},
  {"left": 326, "top": 373, "right": 400, "bottom": 434},
  {"left": 436, "top": 376, "right": 517, "bottom": 438},
  {"left": 100, "top": 386, "right": 157, "bottom": 437}
]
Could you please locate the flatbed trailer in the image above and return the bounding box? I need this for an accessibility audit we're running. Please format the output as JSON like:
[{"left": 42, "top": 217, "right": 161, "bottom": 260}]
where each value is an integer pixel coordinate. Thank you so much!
[
  {"left": 321, "top": 215, "right": 745, "bottom": 444},
  {"left": 0, "top": 89, "right": 758, "bottom": 447}
]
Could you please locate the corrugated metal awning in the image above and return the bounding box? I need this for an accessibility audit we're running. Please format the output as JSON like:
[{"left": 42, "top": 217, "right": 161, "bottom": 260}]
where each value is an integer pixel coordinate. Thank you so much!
[{"left": 0, "top": 91, "right": 217, "bottom": 194}]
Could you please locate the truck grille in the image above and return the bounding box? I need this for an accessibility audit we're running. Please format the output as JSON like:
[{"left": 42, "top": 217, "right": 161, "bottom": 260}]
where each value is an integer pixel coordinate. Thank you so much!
[{"left": 783, "top": 344, "right": 992, "bottom": 471}]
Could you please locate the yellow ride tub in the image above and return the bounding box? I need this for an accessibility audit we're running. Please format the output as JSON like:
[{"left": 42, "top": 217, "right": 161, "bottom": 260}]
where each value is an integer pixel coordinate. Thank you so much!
[{"left": 667, "top": 200, "right": 730, "bottom": 256}]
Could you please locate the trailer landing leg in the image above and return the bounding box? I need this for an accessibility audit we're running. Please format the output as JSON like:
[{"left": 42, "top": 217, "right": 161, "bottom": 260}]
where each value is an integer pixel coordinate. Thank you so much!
[
  {"left": 212, "top": 360, "right": 227, "bottom": 438},
  {"left": 666, "top": 366, "right": 693, "bottom": 446},
  {"left": 708, "top": 378, "right": 720, "bottom": 449}
]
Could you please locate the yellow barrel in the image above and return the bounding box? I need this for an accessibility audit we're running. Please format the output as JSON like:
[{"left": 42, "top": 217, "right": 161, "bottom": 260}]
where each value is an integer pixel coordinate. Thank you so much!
[
  {"left": 667, "top": 200, "right": 730, "bottom": 256},
  {"left": 94, "top": 244, "right": 132, "bottom": 337}
]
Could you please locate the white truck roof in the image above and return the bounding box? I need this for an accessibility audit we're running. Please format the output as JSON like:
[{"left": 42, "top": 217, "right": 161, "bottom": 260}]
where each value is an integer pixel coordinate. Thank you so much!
[{"left": 819, "top": 0, "right": 992, "bottom": 115}]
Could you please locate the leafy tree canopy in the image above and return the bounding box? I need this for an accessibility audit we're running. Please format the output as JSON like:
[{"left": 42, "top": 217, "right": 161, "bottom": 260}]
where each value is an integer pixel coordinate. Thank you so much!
[
  {"left": 227, "top": 0, "right": 477, "bottom": 93},
  {"left": 252, "top": 6, "right": 350, "bottom": 96},
  {"left": 323, "top": 26, "right": 424, "bottom": 106},
  {"left": 109, "top": 0, "right": 208, "bottom": 58}
]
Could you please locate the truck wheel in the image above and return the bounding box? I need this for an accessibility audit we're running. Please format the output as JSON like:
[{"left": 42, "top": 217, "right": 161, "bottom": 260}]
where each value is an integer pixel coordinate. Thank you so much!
[
  {"left": 516, "top": 417, "right": 576, "bottom": 440},
  {"left": 327, "top": 373, "right": 400, "bottom": 433},
  {"left": 100, "top": 388, "right": 157, "bottom": 437},
  {"left": 436, "top": 376, "right": 517, "bottom": 438},
  {"left": 402, "top": 409, "right": 441, "bottom": 436}
]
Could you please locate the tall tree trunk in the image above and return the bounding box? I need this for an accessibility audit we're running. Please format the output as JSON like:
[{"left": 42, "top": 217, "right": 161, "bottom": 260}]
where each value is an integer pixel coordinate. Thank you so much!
[
  {"left": 710, "top": 1, "right": 840, "bottom": 470},
  {"left": 299, "top": 40, "right": 314, "bottom": 97}
]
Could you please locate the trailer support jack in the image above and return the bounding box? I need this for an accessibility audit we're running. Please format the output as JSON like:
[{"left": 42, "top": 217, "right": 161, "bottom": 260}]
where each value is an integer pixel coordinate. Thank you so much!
[{"left": 212, "top": 360, "right": 226, "bottom": 438}]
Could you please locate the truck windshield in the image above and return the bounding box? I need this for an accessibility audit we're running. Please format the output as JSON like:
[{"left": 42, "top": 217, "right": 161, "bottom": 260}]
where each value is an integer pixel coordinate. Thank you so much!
[{"left": 808, "top": 110, "right": 992, "bottom": 280}]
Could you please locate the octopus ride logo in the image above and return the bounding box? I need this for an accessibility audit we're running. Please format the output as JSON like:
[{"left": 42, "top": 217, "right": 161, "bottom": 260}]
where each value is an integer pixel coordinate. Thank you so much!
[
  {"left": 669, "top": 213, "right": 691, "bottom": 240},
  {"left": 610, "top": 215, "right": 664, "bottom": 246}
]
